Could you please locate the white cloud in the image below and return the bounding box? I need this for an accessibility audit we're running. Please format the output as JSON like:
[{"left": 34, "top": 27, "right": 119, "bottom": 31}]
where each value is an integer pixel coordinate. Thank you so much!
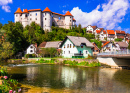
[
  {"left": 0, "top": 0, "right": 12, "bottom": 12},
  {"left": 1, "top": 18, "right": 4, "bottom": 20},
  {"left": 71, "top": 0, "right": 130, "bottom": 30},
  {"left": 63, "top": 5, "right": 66, "bottom": 8},
  {"left": 62, "top": 10, "right": 67, "bottom": 14}
]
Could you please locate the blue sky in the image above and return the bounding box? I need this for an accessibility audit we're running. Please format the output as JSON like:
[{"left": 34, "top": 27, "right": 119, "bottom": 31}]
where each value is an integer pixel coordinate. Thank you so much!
[{"left": 0, "top": 0, "right": 130, "bottom": 33}]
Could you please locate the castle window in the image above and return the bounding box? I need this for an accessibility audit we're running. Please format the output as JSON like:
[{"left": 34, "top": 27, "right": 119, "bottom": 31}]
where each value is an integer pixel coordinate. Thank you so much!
[
  {"left": 59, "top": 17, "right": 61, "bottom": 20},
  {"left": 35, "top": 18, "right": 37, "bottom": 20},
  {"left": 70, "top": 20, "right": 71, "bottom": 22},
  {"left": 16, "top": 15, "right": 18, "bottom": 17},
  {"left": 70, "top": 17, "right": 71, "bottom": 18},
  {"left": 25, "top": 14, "right": 28, "bottom": 17},
  {"left": 45, "top": 18, "right": 47, "bottom": 20},
  {"left": 36, "top": 13, "right": 37, "bottom": 16}
]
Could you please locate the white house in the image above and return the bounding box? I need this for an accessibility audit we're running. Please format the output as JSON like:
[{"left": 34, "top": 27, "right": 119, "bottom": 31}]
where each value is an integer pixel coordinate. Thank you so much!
[
  {"left": 14, "top": 7, "right": 76, "bottom": 31},
  {"left": 60, "top": 36, "right": 94, "bottom": 58},
  {"left": 106, "top": 30, "right": 115, "bottom": 41},
  {"left": 86, "top": 25, "right": 97, "bottom": 34},
  {"left": 101, "top": 42, "right": 118, "bottom": 52},
  {"left": 95, "top": 29, "right": 107, "bottom": 41},
  {"left": 115, "top": 42, "right": 128, "bottom": 51},
  {"left": 115, "top": 30, "right": 126, "bottom": 41},
  {"left": 26, "top": 43, "right": 37, "bottom": 54}
]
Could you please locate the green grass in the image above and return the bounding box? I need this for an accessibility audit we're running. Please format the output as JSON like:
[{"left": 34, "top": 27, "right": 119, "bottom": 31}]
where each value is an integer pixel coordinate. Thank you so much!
[{"left": 36, "top": 59, "right": 55, "bottom": 64}]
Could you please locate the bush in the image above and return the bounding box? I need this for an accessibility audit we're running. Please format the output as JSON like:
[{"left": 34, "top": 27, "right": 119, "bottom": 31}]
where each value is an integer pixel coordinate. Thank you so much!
[{"left": 25, "top": 54, "right": 36, "bottom": 58}]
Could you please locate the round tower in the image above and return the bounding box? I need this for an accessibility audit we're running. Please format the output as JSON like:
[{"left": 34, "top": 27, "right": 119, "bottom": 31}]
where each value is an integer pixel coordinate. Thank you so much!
[
  {"left": 43, "top": 7, "right": 52, "bottom": 32},
  {"left": 14, "top": 8, "right": 23, "bottom": 23},
  {"left": 65, "top": 11, "right": 73, "bottom": 29},
  {"left": 22, "top": 9, "right": 29, "bottom": 27}
]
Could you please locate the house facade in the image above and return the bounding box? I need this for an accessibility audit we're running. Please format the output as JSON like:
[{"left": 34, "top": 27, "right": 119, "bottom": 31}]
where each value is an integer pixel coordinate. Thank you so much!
[
  {"left": 86, "top": 25, "right": 97, "bottom": 34},
  {"left": 107, "top": 30, "right": 115, "bottom": 41},
  {"left": 60, "top": 36, "right": 94, "bottom": 58},
  {"left": 14, "top": 7, "right": 76, "bottom": 31},
  {"left": 95, "top": 29, "right": 107, "bottom": 40},
  {"left": 115, "top": 30, "right": 126, "bottom": 41},
  {"left": 26, "top": 43, "right": 37, "bottom": 54}
]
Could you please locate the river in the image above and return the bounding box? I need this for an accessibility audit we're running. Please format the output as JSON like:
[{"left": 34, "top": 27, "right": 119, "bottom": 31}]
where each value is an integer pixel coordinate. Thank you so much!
[{"left": 7, "top": 64, "right": 130, "bottom": 93}]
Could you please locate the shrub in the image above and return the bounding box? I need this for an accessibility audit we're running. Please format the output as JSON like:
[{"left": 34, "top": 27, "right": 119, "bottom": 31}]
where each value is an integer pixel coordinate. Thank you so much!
[{"left": 25, "top": 54, "right": 36, "bottom": 58}]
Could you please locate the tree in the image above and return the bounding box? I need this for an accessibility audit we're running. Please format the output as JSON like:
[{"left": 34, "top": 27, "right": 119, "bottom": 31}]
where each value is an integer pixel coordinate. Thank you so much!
[
  {"left": 0, "top": 23, "right": 2, "bottom": 29},
  {"left": 39, "top": 48, "right": 47, "bottom": 57},
  {"left": 0, "top": 42, "right": 14, "bottom": 60},
  {"left": 115, "top": 38, "right": 123, "bottom": 42},
  {"left": 47, "top": 48, "right": 57, "bottom": 58}
]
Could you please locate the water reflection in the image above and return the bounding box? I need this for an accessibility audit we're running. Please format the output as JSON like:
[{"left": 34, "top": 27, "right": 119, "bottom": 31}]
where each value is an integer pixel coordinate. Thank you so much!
[{"left": 8, "top": 64, "right": 130, "bottom": 92}]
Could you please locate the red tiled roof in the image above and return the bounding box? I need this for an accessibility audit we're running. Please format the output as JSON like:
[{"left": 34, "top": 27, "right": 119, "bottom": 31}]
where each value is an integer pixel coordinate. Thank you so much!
[
  {"left": 99, "top": 28, "right": 104, "bottom": 31},
  {"left": 96, "top": 30, "right": 101, "bottom": 34},
  {"left": 73, "top": 18, "right": 76, "bottom": 21},
  {"left": 43, "top": 7, "right": 51, "bottom": 12},
  {"left": 91, "top": 26, "right": 97, "bottom": 30},
  {"left": 52, "top": 12, "right": 64, "bottom": 16},
  {"left": 107, "top": 30, "right": 115, "bottom": 35},
  {"left": 115, "top": 30, "right": 125, "bottom": 34},
  {"left": 103, "top": 30, "right": 106, "bottom": 34},
  {"left": 65, "top": 11, "right": 73, "bottom": 16},
  {"left": 15, "top": 8, "right": 22, "bottom": 13},
  {"left": 102, "top": 41, "right": 110, "bottom": 47},
  {"left": 23, "top": 9, "right": 29, "bottom": 13},
  {"left": 28, "top": 9, "right": 41, "bottom": 12},
  {"left": 38, "top": 42, "right": 47, "bottom": 48}
]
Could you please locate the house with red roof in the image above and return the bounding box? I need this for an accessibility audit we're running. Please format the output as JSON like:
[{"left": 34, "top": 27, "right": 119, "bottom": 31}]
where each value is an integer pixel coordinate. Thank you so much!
[
  {"left": 85, "top": 25, "right": 97, "bottom": 34},
  {"left": 115, "top": 30, "right": 126, "bottom": 41},
  {"left": 101, "top": 41, "right": 119, "bottom": 52},
  {"left": 14, "top": 7, "right": 76, "bottom": 31},
  {"left": 95, "top": 28, "right": 107, "bottom": 40},
  {"left": 106, "top": 30, "right": 115, "bottom": 41}
]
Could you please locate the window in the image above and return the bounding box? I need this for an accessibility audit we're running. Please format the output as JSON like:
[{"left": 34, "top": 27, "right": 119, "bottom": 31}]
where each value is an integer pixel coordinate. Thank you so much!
[
  {"left": 30, "top": 14, "right": 32, "bottom": 16},
  {"left": 30, "top": 18, "right": 32, "bottom": 20},
  {"left": 36, "top": 13, "right": 37, "bottom": 16},
  {"left": 64, "top": 44, "right": 65, "bottom": 48},
  {"left": 45, "top": 13, "right": 46, "bottom": 16},
  {"left": 81, "top": 45, "right": 83, "bottom": 48},
  {"left": 67, "top": 44, "right": 69, "bottom": 48},
  {"left": 45, "top": 18, "right": 47, "bottom": 20},
  {"left": 73, "top": 45, "right": 75, "bottom": 48},
  {"left": 70, "top": 17, "right": 71, "bottom": 18},
  {"left": 68, "top": 51, "right": 70, "bottom": 54},
  {"left": 30, "top": 46, "right": 33, "bottom": 48},
  {"left": 16, "top": 15, "right": 18, "bottom": 17},
  {"left": 50, "top": 13, "right": 51, "bottom": 16},
  {"left": 80, "top": 51, "right": 82, "bottom": 54},
  {"left": 70, "top": 20, "right": 71, "bottom": 22},
  {"left": 86, "top": 51, "right": 87, "bottom": 54},
  {"left": 25, "top": 14, "right": 28, "bottom": 17},
  {"left": 64, "top": 51, "right": 65, "bottom": 54},
  {"left": 52, "top": 15, "right": 53, "bottom": 17},
  {"left": 21, "top": 18, "right": 22, "bottom": 20},
  {"left": 59, "top": 17, "right": 61, "bottom": 20},
  {"left": 30, "top": 50, "right": 33, "bottom": 52},
  {"left": 70, "top": 44, "right": 71, "bottom": 48},
  {"left": 35, "top": 18, "right": 37, "bottom": 20}
]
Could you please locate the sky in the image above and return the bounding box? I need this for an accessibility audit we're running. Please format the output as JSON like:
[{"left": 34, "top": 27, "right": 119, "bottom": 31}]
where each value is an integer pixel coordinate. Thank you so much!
[{"left": 0, "top": 0, "right": 130, "bottom": 33}]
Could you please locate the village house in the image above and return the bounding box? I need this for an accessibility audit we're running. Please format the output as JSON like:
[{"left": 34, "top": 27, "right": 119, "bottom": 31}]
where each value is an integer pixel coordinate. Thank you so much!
[
  {"left": 45, "top": 41, "right": 62, "bottom": 49},
  {"left": 115, "top": 30, "right": 126, "bottom": 41},
  {"left": 26, "top": 43, "right": 38, "bottom": 55},
  {"left": 106, "top": 30, "right": 115, "bottom": 41},
  {"left": 14, "top": 7, "right": 76, "bottom": 31},
  {"left": 101, "top": 41, "right": 118, "bottom": 52},
  {"left": 95, "top": 29, "right": 107, "bottom": 40},
  {"left": 60, "top": 36, "right": 94, "bottom": 58},
  {"left": 85, "top": 25, "right": 97, "bottom": 34},
  {"left": 92, "top": 42, "right": 100, "bottom": 55},
  {"left": 115, "top": 42, "right": 128, "bottom": 51}
]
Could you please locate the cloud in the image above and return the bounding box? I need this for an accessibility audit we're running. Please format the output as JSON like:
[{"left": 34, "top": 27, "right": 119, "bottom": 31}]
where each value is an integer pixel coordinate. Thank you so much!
[
  {"left": 62, "top": 10, "right": 67, "bottom": 14},
  {"left": 71, "top": 0, "right": 130, "bottom": 30},
  {"left": 0, "top": 0, "right": 13, "bottom": 12},
  {"left": 63, "top": 5, "right": 66, "bottom": 8},
  {"left": 1, "top": 18, "right": 4, "bottom": 20}
]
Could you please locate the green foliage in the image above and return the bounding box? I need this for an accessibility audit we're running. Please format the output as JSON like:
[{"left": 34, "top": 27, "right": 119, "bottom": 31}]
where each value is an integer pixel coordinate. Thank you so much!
[
  {"left": 115, "top": 38, "right": 123, "bottom": 42},
  {"left": 63, "top": 60, "right": 101, "bottom": 67},
  {"left": 90, "top": 39, "right": 102, "bottom": 49},
  {"left": 25, "top": 54, "right": 36, "bottom": 58},
  {"left": 0, "top": 66, "right": 21, "bottom": 93},
  {"left": 0, "top": 42, "right": 14, "bottom": 60},
  {"left": 36, "top": 59, "right": 54, "bottom": 64},
  {"left": 0, "top": 23, "right": 2, "bottom": 29}
]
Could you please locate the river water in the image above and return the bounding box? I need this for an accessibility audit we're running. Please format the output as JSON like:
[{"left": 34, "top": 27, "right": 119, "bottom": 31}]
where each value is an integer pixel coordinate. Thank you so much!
[{"left": 7, "top": 64, "right": 130, "bottom": 93}]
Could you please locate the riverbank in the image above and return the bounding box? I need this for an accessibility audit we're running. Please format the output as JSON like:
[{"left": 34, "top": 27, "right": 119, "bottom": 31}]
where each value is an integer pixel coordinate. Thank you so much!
[{"left": 7, "top": 58, "right": 101, "bottom": 67}]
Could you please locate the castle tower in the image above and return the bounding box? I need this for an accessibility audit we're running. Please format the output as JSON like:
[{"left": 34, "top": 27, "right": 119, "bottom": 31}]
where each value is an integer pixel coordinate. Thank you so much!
[
  {"left": 14, "top": 8, "right": 23, "bottom": 23},
  {"left": 65, "top": 11, "right": 73, "bottom": 29},
  {"left": 42, "top": 7, "right": 52, "bottom": 31},
  {"left": 22, "top": 9, "right": 29, "bottom": 27}
]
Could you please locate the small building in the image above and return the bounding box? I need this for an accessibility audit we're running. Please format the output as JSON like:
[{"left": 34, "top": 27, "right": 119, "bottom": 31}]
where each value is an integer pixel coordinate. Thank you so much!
[
  {"left": 92, "top": 42, "right": 100, "bottom": 55},
  {"left": 85, "top": 25, "right": 97, "bottom": 34},
  {"left": 95, "top": 29, "right": 107, "bottom": 40},
  {"left": 115, "top": 42, "right": 128, "bottom": 51},
  {"left": 45, "top": 41, "right": 62, "bottom": 49},
  {"left": 115, "top": 30, "right": 126, "bottom": 41},
  {"left": 107, "top": 30, "right": 115, "bottom": 41},
  {"left": 60, "top": 36, "right": 94, "bottom": 58},
  {"left": 26, "top": 43, "right": 37, "bottom": 54}
]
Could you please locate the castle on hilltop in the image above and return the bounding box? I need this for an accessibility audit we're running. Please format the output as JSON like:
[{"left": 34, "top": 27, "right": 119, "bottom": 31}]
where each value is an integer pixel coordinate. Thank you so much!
[{"left": 14, "top": 7, "right": 76, "bottom": 31}]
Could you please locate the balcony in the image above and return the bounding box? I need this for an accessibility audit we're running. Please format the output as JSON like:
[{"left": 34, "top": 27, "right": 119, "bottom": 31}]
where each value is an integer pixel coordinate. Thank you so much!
[{"left": 74, "top": 53, "right": 83, "bottom": 56}]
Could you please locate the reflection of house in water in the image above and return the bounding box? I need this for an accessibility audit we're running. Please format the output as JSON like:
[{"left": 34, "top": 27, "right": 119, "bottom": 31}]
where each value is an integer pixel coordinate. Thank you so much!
[
  {"left": 61, "top": 66, "right": 77, "bottom": 87},
  {"left": 26, "top": 67, "right": 38, "bottom": 80}
]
